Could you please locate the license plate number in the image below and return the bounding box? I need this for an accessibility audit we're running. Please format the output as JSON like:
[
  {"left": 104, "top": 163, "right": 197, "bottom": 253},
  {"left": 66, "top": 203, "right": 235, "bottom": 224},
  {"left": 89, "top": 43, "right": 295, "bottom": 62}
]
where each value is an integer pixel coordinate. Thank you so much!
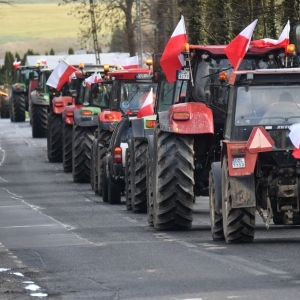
[
  {"left": 177, "top": 70, "right": 190, "bottom": 80},
  {"left": 232, "top": 158, "right": 245, "bottom": 169}
]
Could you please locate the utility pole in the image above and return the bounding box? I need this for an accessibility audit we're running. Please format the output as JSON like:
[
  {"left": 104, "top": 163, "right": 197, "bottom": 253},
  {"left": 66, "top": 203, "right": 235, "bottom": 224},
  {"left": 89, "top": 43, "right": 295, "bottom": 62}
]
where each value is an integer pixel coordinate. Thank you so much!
[
  {"left": 136, "top": 0, "right": 143, "bottom": 67},
  {"left": 89, "top": 0, "right": 101, "bottom": 65}
]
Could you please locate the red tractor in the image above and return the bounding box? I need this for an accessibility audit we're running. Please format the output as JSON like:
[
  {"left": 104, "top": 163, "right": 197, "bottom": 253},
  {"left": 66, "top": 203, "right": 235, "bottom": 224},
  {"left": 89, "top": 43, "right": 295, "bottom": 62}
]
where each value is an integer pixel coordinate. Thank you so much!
[
  {"left": 208, "top": 43, "right": 300, "bottom": 243},
  {"left": 147, "top": 44, "right": 290, "bottom": 230}
]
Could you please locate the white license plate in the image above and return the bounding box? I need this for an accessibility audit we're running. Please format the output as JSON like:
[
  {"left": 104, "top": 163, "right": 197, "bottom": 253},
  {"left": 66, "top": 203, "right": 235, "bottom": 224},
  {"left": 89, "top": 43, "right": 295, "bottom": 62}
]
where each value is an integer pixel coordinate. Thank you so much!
[
  {"left": 177, "top": 70, "right": 190, "bottom": 80},
  {"left": 232, "top": 158, "right": 245, "bottom": 169}
]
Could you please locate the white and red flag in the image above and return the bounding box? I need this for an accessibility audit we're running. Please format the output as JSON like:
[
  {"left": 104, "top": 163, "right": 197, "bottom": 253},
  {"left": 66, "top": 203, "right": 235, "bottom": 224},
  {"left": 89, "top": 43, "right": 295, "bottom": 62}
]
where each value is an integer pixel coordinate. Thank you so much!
[
  {"left": 46, "top": 60, "right": 78, "bottom": 91},
  {"left": 40, "top": 57, "right": 47, "bottom": 66},
  {"left": 289, "top": 123, "right": 300, "bottom": 159},
  {"left": 85, "top": 71, "right": 102, "bottom": 89},
  {"left": 137, "top": 88, "right": 154, "bottom": 118},
  {"left": 250, "top": 21, "right": 290, "bottom": 50},
  {"left": 13, "top": 60, "right": 21, "bottom": 69},
  {"left": 225, "top": 19, "right": 258, "bottom": 70},
  {"left": 160, "top": 15, "right": 187, "bottom": 83},
  {"left": 114, "top": 56, "right": 138, "bottom": 69}
]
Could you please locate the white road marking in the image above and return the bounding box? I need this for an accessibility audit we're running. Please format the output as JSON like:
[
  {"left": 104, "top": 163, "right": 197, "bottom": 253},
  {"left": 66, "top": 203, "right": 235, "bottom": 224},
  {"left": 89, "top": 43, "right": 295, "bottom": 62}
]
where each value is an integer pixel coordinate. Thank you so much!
[
  {"left": 0, "top": 176, "right": 8, "bottom": 182},
  {"left": 0, "top": 224, "right": 56, "bottom": 229}
]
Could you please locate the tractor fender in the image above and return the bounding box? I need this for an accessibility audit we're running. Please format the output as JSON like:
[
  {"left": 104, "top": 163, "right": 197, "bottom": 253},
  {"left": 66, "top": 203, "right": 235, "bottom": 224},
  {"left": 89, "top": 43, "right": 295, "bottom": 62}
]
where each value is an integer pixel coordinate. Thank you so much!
[
  {"left": 52, "top": 96, "right": 73, "bottom": 114},
  {"left": 222, "top": 140, "right": 258, "bottom": 176},
  {"left": 30, "top": 91, "right": 50, "bottom": 106},
  {"left": 131, "top": 115, "right": 156, "bottom": 139},
  {"left": 211, "top": 162, "right": 222, "bottom": 214},
  {"left": 158, "top": 103, "right": 214, "bottom": 134},
  {"left": 99, "top": 110, "right": 122, "bottom": 123},
  {"left": 11, "top": 83, "right": 26, "bottom": 93},
  {"left": 73, "top": 109, "right": 99, "bottom": 127}
]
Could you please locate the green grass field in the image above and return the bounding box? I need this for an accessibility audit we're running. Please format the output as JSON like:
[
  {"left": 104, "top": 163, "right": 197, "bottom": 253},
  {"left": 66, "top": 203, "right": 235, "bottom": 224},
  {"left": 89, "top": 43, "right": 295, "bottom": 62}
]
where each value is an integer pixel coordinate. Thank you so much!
[{"left": 0, "top": 2, "right": 112, "bottom": 57}]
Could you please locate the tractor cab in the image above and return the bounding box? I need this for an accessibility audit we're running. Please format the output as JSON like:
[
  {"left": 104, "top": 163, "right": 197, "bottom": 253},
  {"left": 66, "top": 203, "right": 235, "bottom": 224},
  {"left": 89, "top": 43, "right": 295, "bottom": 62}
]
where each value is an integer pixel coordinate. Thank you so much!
[{"left": 108, "top": 68, "right": 157, "bottom": 115}]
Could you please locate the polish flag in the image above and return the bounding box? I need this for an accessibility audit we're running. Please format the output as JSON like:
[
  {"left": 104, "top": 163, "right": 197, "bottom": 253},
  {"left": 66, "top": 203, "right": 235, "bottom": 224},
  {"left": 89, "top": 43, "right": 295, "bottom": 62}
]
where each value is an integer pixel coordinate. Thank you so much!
[
  {"left": 160, "top": 15, "right": 187, "bottom": 83},
  {"left": 13, "top": 60, "right": 21, "bottom": 69},
  {"left": 225, "top": 19, "right": 258, "bottom": 70},
  {"left": 250, "top": 21, "right": 290, "bottom": 50},
  {"left": 85, "top": 71, "right": 102, "bottom": 89},
  {"left": 69, "top": 72, "right": 76, "bottom": 83},
  {"left": 114, "top": 56, "right": 138, "bottom": 69},
  {"left": 40, "top": 57, "right": 47, "bottom": 65},
  {"left": 46, "top": 60, "right": 78, "bottom": 91},
  {"left": 289, "top": 123, "right": 300, "bottom": 159},
  {"left": 137, "top": 88, "right": 154, "bottom": 118}
]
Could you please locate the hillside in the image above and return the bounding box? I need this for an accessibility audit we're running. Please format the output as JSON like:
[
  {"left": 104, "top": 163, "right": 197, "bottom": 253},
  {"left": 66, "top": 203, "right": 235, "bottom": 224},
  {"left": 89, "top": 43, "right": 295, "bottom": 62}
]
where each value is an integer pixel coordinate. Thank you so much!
[{"left": 0, "top": 2, "right": 110, "bottom": 58}]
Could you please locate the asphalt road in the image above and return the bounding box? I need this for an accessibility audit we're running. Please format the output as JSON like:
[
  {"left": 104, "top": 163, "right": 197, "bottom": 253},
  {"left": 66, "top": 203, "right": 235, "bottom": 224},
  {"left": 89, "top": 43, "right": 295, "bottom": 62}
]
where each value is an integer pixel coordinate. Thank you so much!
[{"left": 0, "top": 118, "right": 300, "bottom": 300}]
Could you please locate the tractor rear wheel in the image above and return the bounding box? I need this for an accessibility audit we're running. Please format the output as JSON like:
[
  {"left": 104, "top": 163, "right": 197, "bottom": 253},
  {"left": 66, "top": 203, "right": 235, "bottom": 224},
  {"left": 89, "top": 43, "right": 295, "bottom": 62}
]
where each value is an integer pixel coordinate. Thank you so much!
[
  {"left": 125, "top": 148, "right": 132, "bottom": 210},
  {"left": 222, "top": 156, "right": 255, "bottom": 243},
  {"left": 90, "top": 139, "right": 99, "bottom": 194},
  {"left": 12, "top": 93, "right": 26, "bottom": 122},
  {"left": 62, "top": 123, "right": 73, "bottom": 172},
  {"left": 72, "top": 125, "right": 95, "bottom": 183},
  {"left": 102, "top": 166, "right": 108, "bottom": 203},
  {"left": 130, "top": 139, "right": 147, "bottom": 213},
  {"left": 108, "top": 174, "right": 122, "bottom": 204},
  {"left": 47, "top": 112, "right": 62, "bottom": 162},
  {"left": 97, "top": 129, "right": 112, "bottom": 197},
  {"left": 209, "top": 162, "right": 224, "bottom": 240},
  {"left": 32, "top": 104, "right": 48, "bottom": 138},
  {"left": 152, "top": 125, "right": 194, "bottom": 230},
  {"left": 1, "top": 105, "right": 9, "bottom": 119},
  {"left": 146, "top": 148, "right": 154, "bottom": 227}
]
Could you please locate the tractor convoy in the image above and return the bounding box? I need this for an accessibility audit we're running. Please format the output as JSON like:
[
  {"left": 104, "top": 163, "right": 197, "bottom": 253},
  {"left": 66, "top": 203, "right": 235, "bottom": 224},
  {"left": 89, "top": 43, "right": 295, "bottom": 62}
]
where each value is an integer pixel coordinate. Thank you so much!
[{"left": 7, "top": 21, "right": 300, "bottom": 244}]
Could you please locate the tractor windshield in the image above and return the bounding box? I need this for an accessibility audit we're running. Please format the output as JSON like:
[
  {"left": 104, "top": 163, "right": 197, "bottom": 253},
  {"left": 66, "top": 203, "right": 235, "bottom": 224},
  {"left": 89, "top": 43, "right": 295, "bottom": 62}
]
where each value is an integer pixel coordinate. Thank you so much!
[
  {"left": 90, "top": 83, "right": 112, "bottom": 108},
  {"left": 156, "top": 80, "right": 187, "bottom": 112},
  {"left": 18, "top": 69, "right": 38, "bottom": 84},
  {"left": 235, "top": 85, "right": 300, "bottom": 126},
  {"left": 119, "top": 82, "right": 157, "bottom": 114}
]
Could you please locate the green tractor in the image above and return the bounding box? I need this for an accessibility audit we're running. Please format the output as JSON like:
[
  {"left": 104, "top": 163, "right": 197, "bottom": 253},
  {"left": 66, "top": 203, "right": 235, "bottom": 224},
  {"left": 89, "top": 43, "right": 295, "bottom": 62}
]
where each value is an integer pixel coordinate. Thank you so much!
[
  {"left": 30, "top": 68, "right": 58, "bottom": 138},
  {"left": 9, "top": 66, "right": 40, "bottom": 122}
]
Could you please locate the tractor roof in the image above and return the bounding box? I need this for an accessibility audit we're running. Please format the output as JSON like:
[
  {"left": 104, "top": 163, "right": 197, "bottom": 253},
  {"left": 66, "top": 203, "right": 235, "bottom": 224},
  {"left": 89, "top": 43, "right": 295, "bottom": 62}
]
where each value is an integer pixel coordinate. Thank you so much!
[
  {"left": 108, "top": 68, "right": 152, "bottom": 80},
  {"left": 229, "top": 68, "right": 300, "bottom": 85},
  {"left": 190, "top": 44, "right": 286, "bottom": 57}
]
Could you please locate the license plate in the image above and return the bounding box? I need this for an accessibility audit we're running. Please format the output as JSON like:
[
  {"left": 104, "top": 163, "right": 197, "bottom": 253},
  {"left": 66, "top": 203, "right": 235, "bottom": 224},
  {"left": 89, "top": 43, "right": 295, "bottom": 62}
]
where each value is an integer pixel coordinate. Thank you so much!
[
  {"left": 232, "top": 158, "right": 245, "bottom": 169},
  {"left": 177, "top": 70, "right": 190, "bottom": 80}
]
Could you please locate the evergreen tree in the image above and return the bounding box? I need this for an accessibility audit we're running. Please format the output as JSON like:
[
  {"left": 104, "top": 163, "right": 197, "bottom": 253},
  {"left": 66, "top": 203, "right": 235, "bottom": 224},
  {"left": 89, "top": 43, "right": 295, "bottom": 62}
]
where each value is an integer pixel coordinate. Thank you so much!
[
  {"left": 68, "top": 47, "right": 75, "bottom": 54},
  {"left": 50, "top": 48, "right": 55, "bottom": 55}
]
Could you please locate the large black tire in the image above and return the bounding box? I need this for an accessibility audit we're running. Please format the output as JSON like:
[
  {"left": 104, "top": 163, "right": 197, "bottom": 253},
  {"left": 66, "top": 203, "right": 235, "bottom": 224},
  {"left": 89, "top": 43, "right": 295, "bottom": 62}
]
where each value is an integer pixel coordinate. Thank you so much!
[
  {"left": 108, "top": 174, "right": 122, "bottom": 204},
  {"left": 62, "top": 123, "right": 73, "bottom": 172},
  {"left": 125, "top": 148, "right": 132, "bottom": 210},
  {"left": 11, "top": 93, "right": 26, "bottom": 122},
  {"left": 31, "top": 104, "right": 48, "bottom": 138},
  {"left": 152, "top": 125, "right": 194, "bottom": 230},
  {"left": 97, "top": 129, "right": 112, "bottom": 197},
  {"left": 47, "top": 112, "right": 62, "bottom": 162},
  {"left": 222, "top": 156, "right": 255, "bottom": 243},
  {"left": 209, "top": 162, "right": 224, "bottom": 240},
  {"left": 90, "top": 139, "right": 99, "bottom": 194},
  {"left": 146, "top": 148, "right": 154, "bottom": 227},
  {"left": 72, "top": 125, "right": 96, "bottom": 183},
  {"left": 130, "top": 139, "right": 147, "bottom": 213},
  {"left": 102, "top": 165, "right": 109, "bottom": 203},
  {"left": 1, "top": 105, "right": 10, "bottom": 119}
]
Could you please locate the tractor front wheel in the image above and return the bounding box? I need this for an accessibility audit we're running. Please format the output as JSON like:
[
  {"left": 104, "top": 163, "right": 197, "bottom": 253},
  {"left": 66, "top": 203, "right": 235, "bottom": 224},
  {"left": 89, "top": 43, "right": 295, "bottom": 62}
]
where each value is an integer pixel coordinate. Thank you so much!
[
  {"left": 62, "top": 123, "right": 73, "bottom": 172},
  {"left": 47, "top": 112, "right": 62, "bottom": 162},
  {"left": 11, "top": 93, "right": 26, "bottom": 122},
  {"left": 72, "top": 125, "right": 95, "bottom": 183}
]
